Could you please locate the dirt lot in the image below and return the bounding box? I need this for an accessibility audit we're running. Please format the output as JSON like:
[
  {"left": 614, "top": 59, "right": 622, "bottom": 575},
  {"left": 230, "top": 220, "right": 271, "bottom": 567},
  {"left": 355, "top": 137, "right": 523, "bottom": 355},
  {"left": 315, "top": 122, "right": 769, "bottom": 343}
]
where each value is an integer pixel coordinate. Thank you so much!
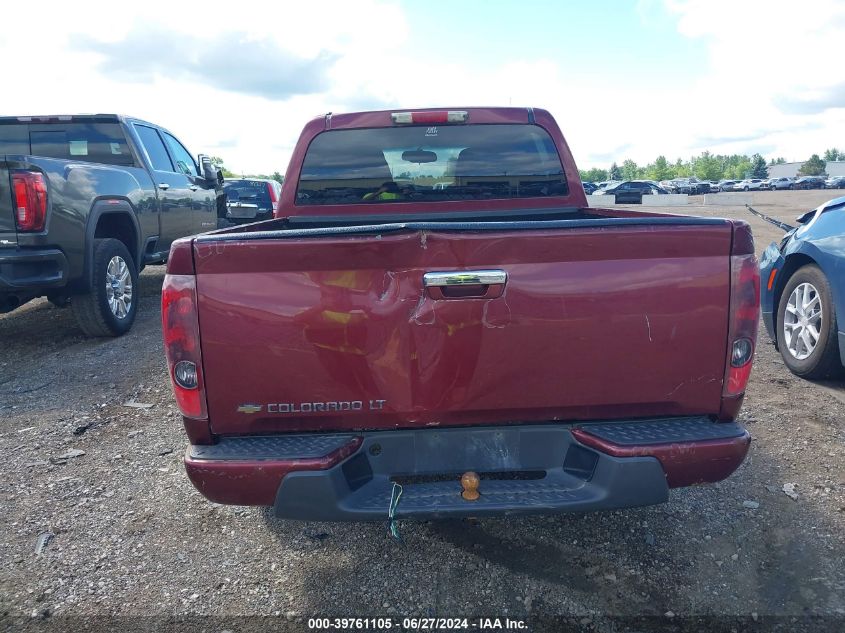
[{"left": 1, "top": 190, "right": 843, "bottom": 632}]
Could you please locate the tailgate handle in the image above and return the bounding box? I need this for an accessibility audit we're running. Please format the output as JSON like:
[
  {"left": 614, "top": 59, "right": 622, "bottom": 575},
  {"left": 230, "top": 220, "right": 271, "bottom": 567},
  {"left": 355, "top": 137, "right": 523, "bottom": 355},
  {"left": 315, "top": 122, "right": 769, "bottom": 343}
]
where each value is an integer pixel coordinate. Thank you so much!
[{"left": 423, "top": 270, "right": 507, "bottom": 299}]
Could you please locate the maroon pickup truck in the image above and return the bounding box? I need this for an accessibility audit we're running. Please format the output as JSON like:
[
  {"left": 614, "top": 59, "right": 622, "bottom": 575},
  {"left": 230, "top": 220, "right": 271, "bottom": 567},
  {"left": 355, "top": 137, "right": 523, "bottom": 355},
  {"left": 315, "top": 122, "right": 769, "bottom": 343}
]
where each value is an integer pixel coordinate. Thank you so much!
[{"left": 162, "top": 107, "right": 759, "bottom": 521}]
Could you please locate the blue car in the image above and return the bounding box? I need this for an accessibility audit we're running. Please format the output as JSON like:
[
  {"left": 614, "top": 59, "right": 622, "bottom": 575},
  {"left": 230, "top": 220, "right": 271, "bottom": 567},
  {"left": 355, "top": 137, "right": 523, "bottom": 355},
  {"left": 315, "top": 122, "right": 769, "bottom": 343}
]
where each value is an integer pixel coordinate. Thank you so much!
[{"left": 760, "top": 196, "right": 845, "bottom": 378}]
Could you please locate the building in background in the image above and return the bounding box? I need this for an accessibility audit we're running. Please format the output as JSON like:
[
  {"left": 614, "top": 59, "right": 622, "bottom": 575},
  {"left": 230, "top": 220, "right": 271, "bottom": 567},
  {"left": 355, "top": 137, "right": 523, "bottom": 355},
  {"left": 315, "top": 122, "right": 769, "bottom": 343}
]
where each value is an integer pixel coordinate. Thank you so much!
[
  {"left": 827, "top": 161, "right": 845, "bottom": 177},
  {"left": 768, "top": 161, "right": 845, "bottom": 178}
]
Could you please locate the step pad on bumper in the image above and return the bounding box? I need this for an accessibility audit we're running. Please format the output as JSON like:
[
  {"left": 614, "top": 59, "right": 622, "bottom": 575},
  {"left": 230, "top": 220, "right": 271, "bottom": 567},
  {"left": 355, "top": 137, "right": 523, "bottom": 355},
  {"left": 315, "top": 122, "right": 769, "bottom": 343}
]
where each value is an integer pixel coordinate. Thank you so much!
[
  {"left": 577, "top": 416, "right": 745, "bottom": 445},
  {"left": 190, "top": 434, "right": 356, "bottom": 460},
  {"left": 353, "top": 477, "right": 591, "bottom": 511}
]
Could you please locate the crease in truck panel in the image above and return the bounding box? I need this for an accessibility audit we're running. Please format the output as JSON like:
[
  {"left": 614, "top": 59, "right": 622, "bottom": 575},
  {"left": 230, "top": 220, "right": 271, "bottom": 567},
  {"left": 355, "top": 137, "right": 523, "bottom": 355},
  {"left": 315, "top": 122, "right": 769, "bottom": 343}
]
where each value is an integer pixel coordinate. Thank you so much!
[
  {"left": 194, "top": 241, "right": 229, "bottom": 259},
  {"left": 409, "top": 289, "right": 436, "bottom": 325},
  {"left": 379, "top": 271, "right": 397, "bottom": 302},
  {"left": 665, "top": 375, "right": 718, "bottom": 399},
  {"left": 482, "top": 295, "right": 512, "bottom": 329}
]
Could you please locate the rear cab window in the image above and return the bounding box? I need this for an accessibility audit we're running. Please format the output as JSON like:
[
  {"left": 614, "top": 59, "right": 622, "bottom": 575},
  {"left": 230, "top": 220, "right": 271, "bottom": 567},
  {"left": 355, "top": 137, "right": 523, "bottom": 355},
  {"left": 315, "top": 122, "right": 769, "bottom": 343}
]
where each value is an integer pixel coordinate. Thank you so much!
[
  {"left": 0, "top": 122, "right": 136, "bottom": 166},
  {"left": 0, "top": 125, "right": 29, "bottom": 154},
  {"left": 296, "top": 124, "right": 567, "bottom": 206}
]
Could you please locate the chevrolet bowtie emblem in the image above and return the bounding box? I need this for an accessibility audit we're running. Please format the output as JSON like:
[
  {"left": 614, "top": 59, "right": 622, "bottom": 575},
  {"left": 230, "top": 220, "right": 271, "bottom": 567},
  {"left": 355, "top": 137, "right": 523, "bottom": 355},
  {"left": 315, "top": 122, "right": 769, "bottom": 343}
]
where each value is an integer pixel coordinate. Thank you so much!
[{"left": 237, "top": 404, "right": 263, "bottom": 414}]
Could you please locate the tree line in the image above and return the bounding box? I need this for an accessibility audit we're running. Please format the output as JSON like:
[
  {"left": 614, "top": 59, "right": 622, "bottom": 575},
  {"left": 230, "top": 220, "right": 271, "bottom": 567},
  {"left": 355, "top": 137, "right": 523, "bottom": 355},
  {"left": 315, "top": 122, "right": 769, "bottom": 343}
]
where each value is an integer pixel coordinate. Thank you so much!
[
  {"left": 209, "top": 147, "right": 845, "bottom": 187},
  {"left": 579, "top": 148, "right": 844, "bottom": 183}
]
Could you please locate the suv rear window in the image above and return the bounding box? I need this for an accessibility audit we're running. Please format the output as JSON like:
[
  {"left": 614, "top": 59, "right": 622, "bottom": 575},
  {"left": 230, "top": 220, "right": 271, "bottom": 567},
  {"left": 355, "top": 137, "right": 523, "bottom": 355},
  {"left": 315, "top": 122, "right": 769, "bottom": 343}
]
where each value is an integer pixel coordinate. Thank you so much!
[
  {"left": 296, "top": 124, "right": 567, "bottom": 206},
  {"left": 0, "top": 122, "right": 135, "bottom": 166},
  {"left": 224, "top": 180, "right": 273, "bottom": 211}
]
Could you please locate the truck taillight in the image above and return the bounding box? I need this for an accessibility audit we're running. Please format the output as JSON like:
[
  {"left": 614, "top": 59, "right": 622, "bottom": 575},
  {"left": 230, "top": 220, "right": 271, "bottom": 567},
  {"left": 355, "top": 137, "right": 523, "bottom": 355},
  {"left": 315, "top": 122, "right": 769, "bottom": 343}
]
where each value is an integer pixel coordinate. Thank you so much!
[
  {"left": 723, "top": 252, "right": 760, "bottom": 396},
  {"left": 391, "top": 110, "right": 468, "bottom": 124},
  {"left": 162, "top": 274, "right": 207, "bottom": 419},
  {"left": 12, "top": 171, "right": 48, "bottom": 231}
]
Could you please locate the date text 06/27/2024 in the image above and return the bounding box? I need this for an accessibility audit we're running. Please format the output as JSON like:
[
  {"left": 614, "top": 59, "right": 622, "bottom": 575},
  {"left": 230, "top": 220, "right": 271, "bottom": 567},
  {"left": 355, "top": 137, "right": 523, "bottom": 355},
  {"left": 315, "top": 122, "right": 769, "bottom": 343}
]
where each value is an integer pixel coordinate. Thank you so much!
[{"left": 307, "top": 617, "right": 527, "bottom": 630}]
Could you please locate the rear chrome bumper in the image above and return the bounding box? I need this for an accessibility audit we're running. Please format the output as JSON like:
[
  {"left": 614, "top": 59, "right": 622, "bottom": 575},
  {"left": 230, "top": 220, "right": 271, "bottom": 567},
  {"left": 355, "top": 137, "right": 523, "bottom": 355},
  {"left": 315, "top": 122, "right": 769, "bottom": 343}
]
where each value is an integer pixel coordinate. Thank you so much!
[{"left": 184, "top": 417, "right": 750, "bottom": 521}]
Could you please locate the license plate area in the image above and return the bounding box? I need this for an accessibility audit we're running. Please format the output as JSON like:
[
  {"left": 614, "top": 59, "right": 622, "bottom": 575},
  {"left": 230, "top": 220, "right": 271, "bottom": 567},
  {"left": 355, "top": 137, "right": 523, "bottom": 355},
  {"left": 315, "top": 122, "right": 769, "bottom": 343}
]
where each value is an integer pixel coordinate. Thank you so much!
[
  {"left": 360, "top": 425, "right": 572, "bottom": 475},
  {"left": 226, "top": 203, "right": 259, "bottom": 219}
]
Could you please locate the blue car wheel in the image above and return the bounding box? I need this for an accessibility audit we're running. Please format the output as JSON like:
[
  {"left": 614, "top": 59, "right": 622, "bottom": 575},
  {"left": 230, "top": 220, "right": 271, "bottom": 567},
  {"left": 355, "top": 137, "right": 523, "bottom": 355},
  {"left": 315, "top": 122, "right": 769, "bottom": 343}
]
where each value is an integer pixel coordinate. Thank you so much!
[{"left": 777, "top": 264, "right": 842, "bottom": 378}]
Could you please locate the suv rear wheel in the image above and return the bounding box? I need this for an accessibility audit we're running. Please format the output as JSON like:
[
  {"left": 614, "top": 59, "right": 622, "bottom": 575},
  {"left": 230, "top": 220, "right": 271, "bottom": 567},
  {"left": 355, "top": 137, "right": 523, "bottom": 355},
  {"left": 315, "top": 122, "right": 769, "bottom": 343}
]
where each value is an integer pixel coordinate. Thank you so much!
[
  {"left": 777, "top": 264, "right": 842, "bottom": 378},
  {"left": 71, "top": 238, "right": 139, "bottom": 337}
]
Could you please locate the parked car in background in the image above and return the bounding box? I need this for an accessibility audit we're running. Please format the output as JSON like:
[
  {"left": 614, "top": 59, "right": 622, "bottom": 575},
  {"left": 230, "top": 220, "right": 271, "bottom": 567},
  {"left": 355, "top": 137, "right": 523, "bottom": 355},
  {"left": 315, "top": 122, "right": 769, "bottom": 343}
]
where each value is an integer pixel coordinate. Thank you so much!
[
  {"left": 222, "top": 178, "right": 282, "bottom": 226},
  {"left": 595, "top": 180, "right": 668, "bottom": 203},
  {"left": 163, "top": 106, "right": 758, "bottom": 521},
  {"left": 768, "top": 177, "right": 794, "bottom": 190},
  {"left": 735, "top": 179, "right": 767, "bottom": 191},
  {"left": 594, "top": 180, "right": 620, "bottom": 191},
  {"left": 793, "top": 176, "right": 826, "bottom": 190},
  {"left": 664, "top": 178, "right": 692, "bottom": 194},
  {"left": 0, "top": 114, "right": 222, "bottom": 335},
  {"left": 717, "top": 180, "right": 738, "bottom": 192},
  {"left": 687, "top": 178, "right": 710, "bottom": 194},
  {"left": 662, "top": 178, "right": 708, "bottom": 195},
  {"left": 583, "top": 182, "right": 598, "bottom": 194},
  {"left": 707, "top": 181, "right": 721, "bottom": 193},
  {"left": 824, "top": 175, "right": 845, "bottom": 189},
  {"left": 760, "top": 196, "right": 845, "bottom": 378}
]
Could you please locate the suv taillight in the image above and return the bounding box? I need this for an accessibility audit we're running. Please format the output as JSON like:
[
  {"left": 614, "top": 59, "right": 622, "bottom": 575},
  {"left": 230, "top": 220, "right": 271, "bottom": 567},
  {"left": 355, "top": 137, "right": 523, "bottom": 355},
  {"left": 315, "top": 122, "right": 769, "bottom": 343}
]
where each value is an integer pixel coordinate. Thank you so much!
[
  {"left": 162, "top": 274, "right": 207, "bottom": 419},
  {"left": 723, "top": 245, "right": 760, "bottom": 396},
  {"left": 267, "top": 182, "right": 279, "bottom": 212},
  {"left": 12, "top": 171, "right": 48, "bottom": 231}
]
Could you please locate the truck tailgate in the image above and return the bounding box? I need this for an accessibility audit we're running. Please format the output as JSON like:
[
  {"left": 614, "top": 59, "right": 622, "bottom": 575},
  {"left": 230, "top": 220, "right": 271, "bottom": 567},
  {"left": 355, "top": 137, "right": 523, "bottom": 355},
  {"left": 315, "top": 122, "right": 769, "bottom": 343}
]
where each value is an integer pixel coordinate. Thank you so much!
[{"left": 194, "top": 221, "right": 732, "bottom": 435}]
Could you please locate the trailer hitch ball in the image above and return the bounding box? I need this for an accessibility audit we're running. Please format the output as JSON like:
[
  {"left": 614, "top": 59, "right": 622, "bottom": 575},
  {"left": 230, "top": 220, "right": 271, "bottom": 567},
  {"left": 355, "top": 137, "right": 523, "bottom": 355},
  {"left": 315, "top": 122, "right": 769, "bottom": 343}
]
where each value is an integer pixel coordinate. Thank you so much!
[{"left": 461, "top": 471, "right": 480, "bottom": 501}]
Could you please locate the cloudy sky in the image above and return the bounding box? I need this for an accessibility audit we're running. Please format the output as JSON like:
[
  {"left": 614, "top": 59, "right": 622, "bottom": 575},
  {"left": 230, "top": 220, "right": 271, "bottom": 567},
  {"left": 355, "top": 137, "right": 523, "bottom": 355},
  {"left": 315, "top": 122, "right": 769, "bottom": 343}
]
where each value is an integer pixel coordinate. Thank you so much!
[{"left": 2, "top": 0, "right": 843, "bottom": 175}]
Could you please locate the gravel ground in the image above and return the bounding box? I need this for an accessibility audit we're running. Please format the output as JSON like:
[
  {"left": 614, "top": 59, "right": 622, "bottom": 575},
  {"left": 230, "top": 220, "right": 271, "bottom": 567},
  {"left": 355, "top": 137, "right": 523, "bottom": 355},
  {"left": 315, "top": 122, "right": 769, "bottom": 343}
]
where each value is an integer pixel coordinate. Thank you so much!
[{"left": 1, "top": 190, "right": 843, "bottom": 633}]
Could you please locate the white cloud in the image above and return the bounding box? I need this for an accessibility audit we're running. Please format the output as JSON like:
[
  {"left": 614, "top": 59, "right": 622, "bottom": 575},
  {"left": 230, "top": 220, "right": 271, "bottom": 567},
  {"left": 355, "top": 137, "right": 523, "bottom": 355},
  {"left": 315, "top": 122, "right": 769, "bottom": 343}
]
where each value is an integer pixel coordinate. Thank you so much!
[
  {"left": 0, "top": 0, "right": 410, "bottom": 174},
  {"left": 660, "top": 0, "right": 845, "bottom": 161},
  {"left": 1, "top": 0, "right": 843, "bottom": 173},
  {"left": 551, "top": 0, "right": 845, "bottom": 167}
]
